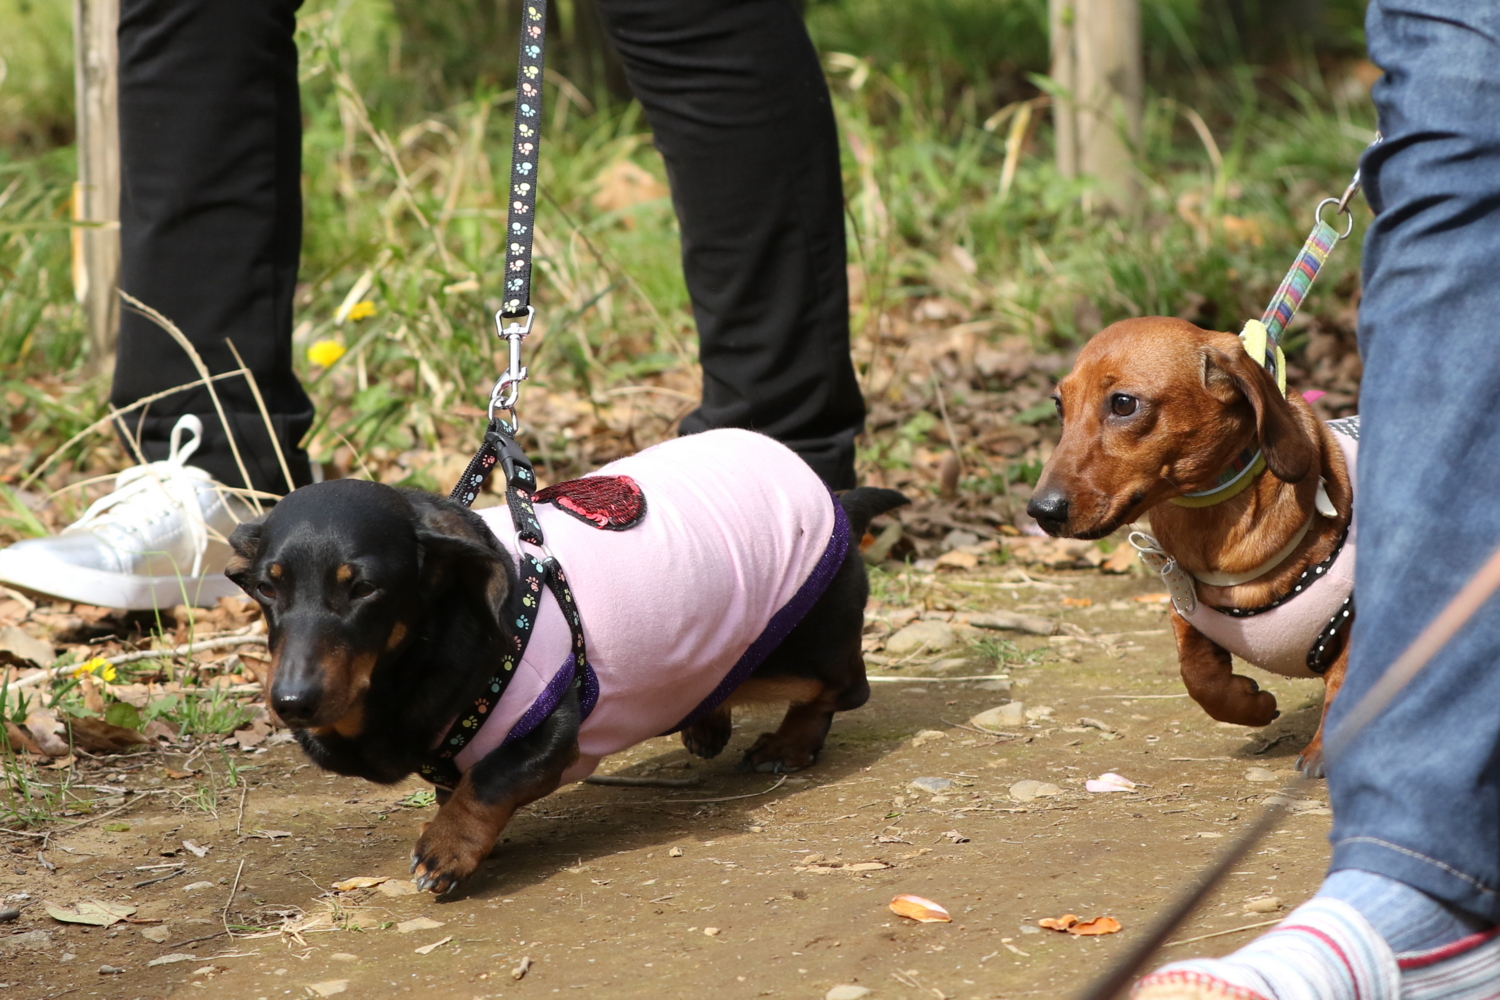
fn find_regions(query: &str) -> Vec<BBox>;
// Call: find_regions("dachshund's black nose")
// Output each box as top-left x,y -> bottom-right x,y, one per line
1026,489 -> 1070,536
272,681 -> 323,726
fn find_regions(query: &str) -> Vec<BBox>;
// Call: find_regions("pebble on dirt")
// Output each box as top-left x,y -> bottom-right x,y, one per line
908,776 -> 953,794
0,929 -> 51,955
0,907 -> 18,922
971,703 -> 1025,730
885,620 -> 957,656
1009,779 -> 1064,802
98,965 -> 124,975
826,986 -> 873,1000
1244,896 -> 1284,913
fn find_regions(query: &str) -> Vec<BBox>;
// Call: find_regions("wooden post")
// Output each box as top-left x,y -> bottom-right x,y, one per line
73,0 -> 121,376
1049,0 -> 1143,213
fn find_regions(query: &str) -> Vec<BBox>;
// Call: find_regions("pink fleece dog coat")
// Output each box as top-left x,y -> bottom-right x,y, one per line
457,429 -> 846,784
1178,417 -> 1359,677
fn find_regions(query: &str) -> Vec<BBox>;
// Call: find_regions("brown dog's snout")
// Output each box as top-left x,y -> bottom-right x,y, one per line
1026,486 -> 1070,535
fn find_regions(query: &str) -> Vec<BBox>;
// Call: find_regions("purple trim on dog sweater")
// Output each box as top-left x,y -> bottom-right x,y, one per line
579,663 -> 599,722
664,496 -> 850,735
502,655 -> 577,747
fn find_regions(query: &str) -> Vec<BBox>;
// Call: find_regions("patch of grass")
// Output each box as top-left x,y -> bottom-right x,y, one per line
971,635 -> 1045,669
145,687 -> 257,738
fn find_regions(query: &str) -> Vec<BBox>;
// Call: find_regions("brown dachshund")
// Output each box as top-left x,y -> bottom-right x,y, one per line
1026,317 -> 1356,774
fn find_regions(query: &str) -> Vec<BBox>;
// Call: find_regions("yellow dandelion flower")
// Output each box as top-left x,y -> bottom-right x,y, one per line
307,339 -> 347,368
100,664 -> 117,682
72,656 -> 110,679
346,300 -> 378,321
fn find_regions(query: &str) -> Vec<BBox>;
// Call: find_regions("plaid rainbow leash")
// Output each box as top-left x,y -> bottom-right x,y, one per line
1261,219 -> 1340,346
1170,135 -> 1379,509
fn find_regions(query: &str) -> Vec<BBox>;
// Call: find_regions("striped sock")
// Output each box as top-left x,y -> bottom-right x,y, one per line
1399,927 -> 1500,1000
1132,897 -> 1400,1000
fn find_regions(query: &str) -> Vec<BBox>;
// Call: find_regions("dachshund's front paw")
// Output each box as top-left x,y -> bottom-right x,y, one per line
682,705 -> 732,759
1217,674 -> 1280,728
410,816 -> 492,895
1296,734 -> 1328,778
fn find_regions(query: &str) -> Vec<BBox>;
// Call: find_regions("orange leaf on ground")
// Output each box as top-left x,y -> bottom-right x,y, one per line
889,894 -> 952,923
1071,916 -> 1123,936
1039,913 -> 1122,935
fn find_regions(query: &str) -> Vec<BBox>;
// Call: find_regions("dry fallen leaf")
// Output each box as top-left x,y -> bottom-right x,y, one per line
44,900 -> 137,926
1039,913 -> 1122,936
1071,916 -> 1123,936
65,715 -> 149,754
889,894 -> 952,923
413,935 -> 452,955
331,876 -> 389,892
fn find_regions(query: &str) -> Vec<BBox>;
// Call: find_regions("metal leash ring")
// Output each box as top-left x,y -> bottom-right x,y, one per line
1315,195 -> 1357,240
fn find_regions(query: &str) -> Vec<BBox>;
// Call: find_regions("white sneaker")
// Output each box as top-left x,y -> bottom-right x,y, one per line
0,415 -> 254,610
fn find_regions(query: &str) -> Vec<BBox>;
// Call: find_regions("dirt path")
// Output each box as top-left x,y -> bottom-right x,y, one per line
1,567 -> 1335,1000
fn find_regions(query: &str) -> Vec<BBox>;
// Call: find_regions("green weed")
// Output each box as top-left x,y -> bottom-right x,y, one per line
971,635 -> 1045,669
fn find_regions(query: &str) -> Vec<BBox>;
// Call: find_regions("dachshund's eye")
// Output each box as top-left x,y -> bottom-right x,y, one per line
256,582 -> 276,601
1053,396 -> 1064,420
1110,393 -> 1138,417
351,581 -> 377,600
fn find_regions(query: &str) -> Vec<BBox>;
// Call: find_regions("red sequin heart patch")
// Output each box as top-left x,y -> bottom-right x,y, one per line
532,475 -> 647,531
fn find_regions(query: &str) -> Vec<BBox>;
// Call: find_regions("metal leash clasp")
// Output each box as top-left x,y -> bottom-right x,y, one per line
1315,131 -> 1383,241
487,305 -> 537,431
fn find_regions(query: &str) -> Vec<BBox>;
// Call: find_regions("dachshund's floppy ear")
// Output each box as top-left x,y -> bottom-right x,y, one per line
224,518 -> 265,588
1201,345 -> 1316,484
411,500 -> 511,614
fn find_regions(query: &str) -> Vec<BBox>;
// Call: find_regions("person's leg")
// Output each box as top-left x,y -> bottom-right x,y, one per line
114,0 -> 312,496
1135,2 -> 1500,997
593,0 -> 864,489
0,0 -> 309,610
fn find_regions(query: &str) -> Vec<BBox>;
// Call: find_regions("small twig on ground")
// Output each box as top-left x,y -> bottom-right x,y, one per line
583,775 -> 703,788
222,859 -> 245,933
867,674 -> 1011,683
1253,734 -> 1295,756
1163,918 -> 1282,948
12,634 -> 269,690
134,868 -> 187,889
59,789 -> 166,830
655,776 -> 788,805
939,718 -> 1025,739
166,929 -> 229,950
235,784 -> 249,836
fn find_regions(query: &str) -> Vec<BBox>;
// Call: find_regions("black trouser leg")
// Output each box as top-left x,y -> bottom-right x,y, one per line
593,0 -> 865,489
114,0 -> 312,495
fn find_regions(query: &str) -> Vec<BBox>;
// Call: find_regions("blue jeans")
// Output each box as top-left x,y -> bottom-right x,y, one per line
1326,0 -> 1500,923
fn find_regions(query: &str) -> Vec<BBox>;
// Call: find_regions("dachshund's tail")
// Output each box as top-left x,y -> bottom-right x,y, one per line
838,487 -> 910,539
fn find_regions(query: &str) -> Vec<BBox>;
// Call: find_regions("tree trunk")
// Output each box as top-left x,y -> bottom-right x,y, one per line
73,0 -> 121,376
1049,0 -> 1142,213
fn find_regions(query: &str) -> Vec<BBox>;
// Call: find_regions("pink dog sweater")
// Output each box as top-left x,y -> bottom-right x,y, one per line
1178,417 -> 1359,677
459,429 -> 846,784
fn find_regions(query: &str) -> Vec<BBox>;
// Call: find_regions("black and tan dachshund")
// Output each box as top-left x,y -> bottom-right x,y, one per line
226,472 -> 905,894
